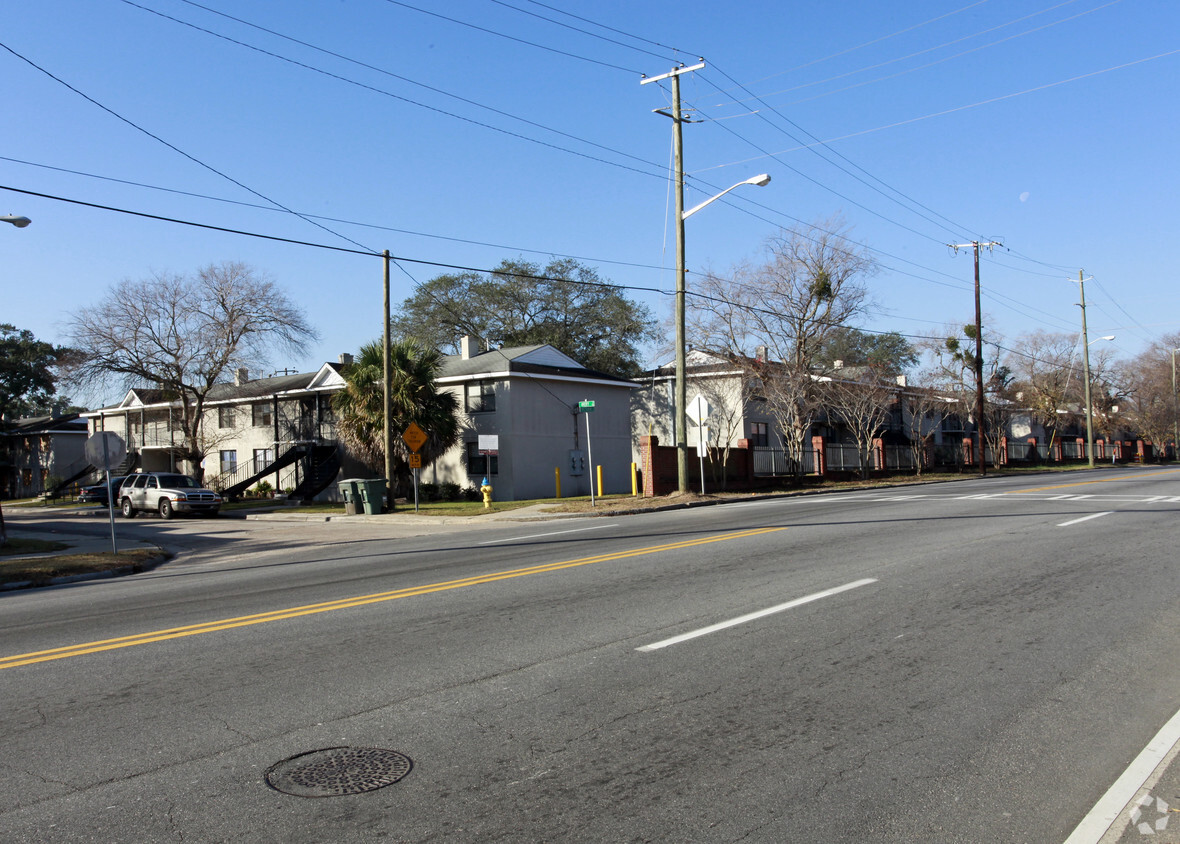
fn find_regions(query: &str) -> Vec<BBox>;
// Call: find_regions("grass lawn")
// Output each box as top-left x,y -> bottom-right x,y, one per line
0,538 -> 169,587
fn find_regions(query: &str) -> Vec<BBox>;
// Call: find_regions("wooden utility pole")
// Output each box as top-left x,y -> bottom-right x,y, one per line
383,250 -> 394,512
949,240 -> 1002,475
642,62 -> 704,495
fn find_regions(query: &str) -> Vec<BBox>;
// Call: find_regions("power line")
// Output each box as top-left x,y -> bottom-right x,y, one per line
378,0 -> 643,75
0,38 -> 375,254
122,0 -> 666,182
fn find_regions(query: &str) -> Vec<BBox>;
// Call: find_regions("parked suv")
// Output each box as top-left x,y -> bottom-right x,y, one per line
119,472 -> 222,519
78,475 -> 129,507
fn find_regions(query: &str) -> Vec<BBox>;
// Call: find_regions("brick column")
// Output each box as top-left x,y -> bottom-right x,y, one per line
812,435 -> 826,477
962,436 -> 974,467
640,435 -> 657,497
872,437 -> 885,472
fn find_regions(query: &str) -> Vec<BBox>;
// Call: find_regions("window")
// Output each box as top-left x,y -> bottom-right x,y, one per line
218,407 -> 236,428
465,381 -> 496,413
253,448 -> 275,472
466,441 -> 498,476
220,450 -> 238,474
252,403 -> 273,427
750,422 -> 769,447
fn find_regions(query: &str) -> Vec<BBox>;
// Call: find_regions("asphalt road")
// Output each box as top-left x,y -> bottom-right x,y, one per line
2,468 -> 1179,843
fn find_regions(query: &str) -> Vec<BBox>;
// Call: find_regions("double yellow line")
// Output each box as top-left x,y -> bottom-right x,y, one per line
1,526 -> 784,670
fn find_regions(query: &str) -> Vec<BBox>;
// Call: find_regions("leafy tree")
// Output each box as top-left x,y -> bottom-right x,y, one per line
391,258 -> 658,378
332,339 -> 460,496
816,327 -> 917,376
65,262 -> 317,480
686,217 -> 877,476
0,324 -> 74,420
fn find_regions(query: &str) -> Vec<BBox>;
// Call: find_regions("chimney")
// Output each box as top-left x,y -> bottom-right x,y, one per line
460,335 -> 475,360
755,345 -> 767,362
234,367 -> 250,386
339,352 -> 353,365
896,374 -> 907,387
833,359 -> 844,370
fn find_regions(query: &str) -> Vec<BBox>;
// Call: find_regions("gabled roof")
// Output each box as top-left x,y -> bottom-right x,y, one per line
438,344 -> 634,386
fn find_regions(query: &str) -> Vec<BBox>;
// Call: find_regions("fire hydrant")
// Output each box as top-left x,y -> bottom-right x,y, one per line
480,477 -> 493,509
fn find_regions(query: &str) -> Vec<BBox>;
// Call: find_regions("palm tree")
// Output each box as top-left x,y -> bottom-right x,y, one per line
332,339 -> 459,495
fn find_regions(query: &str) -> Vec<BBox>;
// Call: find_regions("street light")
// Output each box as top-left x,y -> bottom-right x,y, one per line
673,175 -> 771,492
0,213 -> 30,544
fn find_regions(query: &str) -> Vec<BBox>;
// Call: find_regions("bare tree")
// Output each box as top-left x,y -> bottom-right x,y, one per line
819,367 -> 897,479
1118,336 -> 1180,460
921,322 -> 1013,467
66,262 -> 317,480
687,217 -> 876,476
900,379 -> 954,475
1005,330 -> 1082,443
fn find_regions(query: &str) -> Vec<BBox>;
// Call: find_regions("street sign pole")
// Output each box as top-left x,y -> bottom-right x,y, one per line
583,406 -> 595,506
102,435 -> 117,554
697,416 -> 706,495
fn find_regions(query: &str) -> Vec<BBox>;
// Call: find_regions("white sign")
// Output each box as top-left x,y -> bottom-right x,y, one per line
85,432 -> 127,471
477,434 -> 499,454
687,394 -> 711,424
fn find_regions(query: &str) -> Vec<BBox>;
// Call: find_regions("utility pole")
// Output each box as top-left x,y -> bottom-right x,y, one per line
949,240 -> 1002,475
1075,271 -> 1097,469
643,62 -> 704,495
383,250 -> 394,512
1172,348 -> 1180,461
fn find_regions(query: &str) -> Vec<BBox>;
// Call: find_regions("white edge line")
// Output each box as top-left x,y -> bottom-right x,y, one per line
636,578 -> 878,652
1063,705 -> 1180,844
477,524 -> 616,545
1057,512 -> 1112,528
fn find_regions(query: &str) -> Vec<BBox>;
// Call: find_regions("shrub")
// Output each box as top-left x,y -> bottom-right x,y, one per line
462,485 -> 481,502
418,482 -> 440,501
441,482 -> 462,502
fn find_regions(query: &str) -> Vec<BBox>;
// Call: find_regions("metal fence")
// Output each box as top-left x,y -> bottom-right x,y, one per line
752,446 -> 815,476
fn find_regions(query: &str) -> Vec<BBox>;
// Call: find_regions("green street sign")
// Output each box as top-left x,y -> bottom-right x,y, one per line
578,400 -> 595,411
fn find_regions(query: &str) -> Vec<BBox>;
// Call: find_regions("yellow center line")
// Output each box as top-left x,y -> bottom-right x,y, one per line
1005,467 -> 1180,494
1,526 -> 785,670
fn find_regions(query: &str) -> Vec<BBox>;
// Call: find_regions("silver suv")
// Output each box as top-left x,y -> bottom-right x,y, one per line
119,472 -> 222,519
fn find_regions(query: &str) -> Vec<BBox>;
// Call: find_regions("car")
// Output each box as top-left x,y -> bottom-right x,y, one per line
119,472 -> 222,519
77,475 -> 129,507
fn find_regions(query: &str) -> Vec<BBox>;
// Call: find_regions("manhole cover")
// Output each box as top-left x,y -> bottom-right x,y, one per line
266,747 -> 413,797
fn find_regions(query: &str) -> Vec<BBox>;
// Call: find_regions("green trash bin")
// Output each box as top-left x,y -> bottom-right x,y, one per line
337,479 -> 361,515
358,478 -> 388,515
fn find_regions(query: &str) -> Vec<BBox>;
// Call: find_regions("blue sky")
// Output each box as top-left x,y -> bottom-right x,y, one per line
4,0 -> 1177,402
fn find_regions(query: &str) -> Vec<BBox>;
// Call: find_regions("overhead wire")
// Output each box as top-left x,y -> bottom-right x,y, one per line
122,0 -> 668,182
378,0 -> 644,75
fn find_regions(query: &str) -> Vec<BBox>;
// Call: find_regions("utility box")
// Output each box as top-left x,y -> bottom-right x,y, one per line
337,479 -> 361,515
357,478 -> 388,515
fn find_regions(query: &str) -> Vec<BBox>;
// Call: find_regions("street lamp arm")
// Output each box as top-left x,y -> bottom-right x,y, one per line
682,175 -> 770,221
1,214 -> 31,228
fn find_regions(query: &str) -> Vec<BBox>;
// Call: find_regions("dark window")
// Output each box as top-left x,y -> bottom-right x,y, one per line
218,407 -> 236,428
465,381 -> 496,413
253,448 -> 275,472
252,403 -> 273,427
466,441 -> 498,476
750,422 -> 769,447
220,450 -> 237,474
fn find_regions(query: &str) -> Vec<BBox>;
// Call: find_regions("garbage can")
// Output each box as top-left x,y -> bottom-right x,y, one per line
357,478 -> 388,515
337,479 -> 361,515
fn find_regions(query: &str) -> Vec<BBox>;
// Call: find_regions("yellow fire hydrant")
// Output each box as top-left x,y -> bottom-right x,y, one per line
480,477 -> 493,509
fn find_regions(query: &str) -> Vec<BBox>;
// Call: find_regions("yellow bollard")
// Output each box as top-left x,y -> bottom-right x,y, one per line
555,466 -> 562,499
631,462 -> 638,496
596,465 -> 604,499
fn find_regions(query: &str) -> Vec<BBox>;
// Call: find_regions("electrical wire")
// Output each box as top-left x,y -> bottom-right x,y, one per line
121,0 -> 667,182
378,0 -> 643,75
